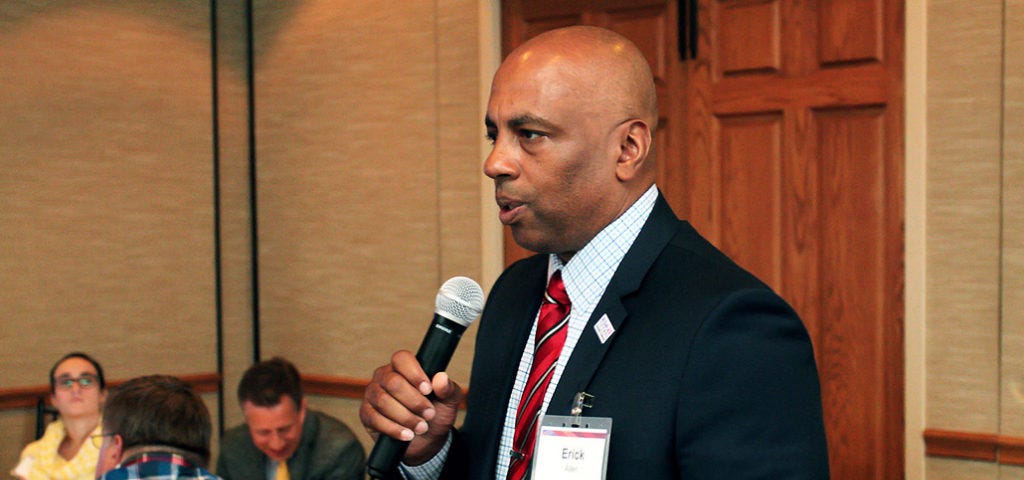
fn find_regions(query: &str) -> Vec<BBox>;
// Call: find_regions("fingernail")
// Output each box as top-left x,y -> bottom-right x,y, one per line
423,408 -> 436,421
400,429 -> 414,441
414,421 -> 428,434
419,381 -> 432,395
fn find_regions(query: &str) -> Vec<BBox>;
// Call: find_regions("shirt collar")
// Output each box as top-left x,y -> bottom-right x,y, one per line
550,185 -> 658,307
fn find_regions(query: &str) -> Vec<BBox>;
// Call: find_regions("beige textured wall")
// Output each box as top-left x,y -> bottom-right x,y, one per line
251,0 -> 482,382
925,0 -> 1024,477
243,0 -> 485,449
0,0 -> 219,382
1,0 -> 221,469
1001,0 -> 1024,443
925,0 -> 1003,434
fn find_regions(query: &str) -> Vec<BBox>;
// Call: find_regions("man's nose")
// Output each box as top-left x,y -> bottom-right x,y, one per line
483,139 -> 519,180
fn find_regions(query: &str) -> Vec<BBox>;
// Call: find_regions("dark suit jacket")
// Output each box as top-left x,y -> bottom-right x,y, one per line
217,410 -> 365,480
443,194 -> 829,479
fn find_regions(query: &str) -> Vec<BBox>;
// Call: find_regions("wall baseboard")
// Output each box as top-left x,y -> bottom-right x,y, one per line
924,428 -> 1024,466
301,374 -> 368,399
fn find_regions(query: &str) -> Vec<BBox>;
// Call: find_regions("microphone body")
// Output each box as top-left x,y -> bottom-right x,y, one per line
366,277 -> 484,479
415,314 -> 470,375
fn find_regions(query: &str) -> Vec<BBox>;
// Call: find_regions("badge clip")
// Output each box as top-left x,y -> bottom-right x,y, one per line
570,391 -> 594,427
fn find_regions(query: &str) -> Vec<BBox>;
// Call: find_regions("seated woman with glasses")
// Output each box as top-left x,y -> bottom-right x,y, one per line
11,352 -> 107,480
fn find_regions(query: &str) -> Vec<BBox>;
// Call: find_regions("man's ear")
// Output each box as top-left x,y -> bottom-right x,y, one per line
615,119 -> 652,182
110,434 -> 124,459
97,433 -> 124,475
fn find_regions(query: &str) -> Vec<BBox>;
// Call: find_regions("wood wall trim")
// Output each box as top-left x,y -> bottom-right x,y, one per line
301,374 -> 368,399
0,373 -> 222,411
924,428 -> 999,462
0,386 -> 52,411
999,435 -> 1024,466
923,428 -> 1024,465
179,373 -> 222,393
298,375 -> 469,409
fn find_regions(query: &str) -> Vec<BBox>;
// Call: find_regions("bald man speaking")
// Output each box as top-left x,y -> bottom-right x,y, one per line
361,26 -> 829,480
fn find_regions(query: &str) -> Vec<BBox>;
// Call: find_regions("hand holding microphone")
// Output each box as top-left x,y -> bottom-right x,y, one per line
363,276 -> 485,479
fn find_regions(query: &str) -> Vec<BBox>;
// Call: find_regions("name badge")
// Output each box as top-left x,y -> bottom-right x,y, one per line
531,414 -> 612,479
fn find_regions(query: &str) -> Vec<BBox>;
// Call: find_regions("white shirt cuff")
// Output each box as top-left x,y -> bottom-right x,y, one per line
398,431 -> 453,480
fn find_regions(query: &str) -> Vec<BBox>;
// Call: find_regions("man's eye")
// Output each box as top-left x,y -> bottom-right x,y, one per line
520,130 -> 543,141
79,378 -> 93,386
485,131 -> 497,144
61,380 -> 75,388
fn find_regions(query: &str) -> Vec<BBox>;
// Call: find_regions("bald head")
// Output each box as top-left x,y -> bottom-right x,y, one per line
500,26 -> 658,130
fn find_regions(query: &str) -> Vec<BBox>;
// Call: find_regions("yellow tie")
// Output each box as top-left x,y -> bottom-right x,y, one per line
275,461 -> 290,480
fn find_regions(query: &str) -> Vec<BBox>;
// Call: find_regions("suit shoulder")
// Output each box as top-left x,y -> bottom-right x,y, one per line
219,423 -> 255,450
495,253 -> 547,281
663,221 -> 772,292
306,410 -> 366,471
216,423 -> 262,479
484,254 -> 547,305
309,410 -> 359,439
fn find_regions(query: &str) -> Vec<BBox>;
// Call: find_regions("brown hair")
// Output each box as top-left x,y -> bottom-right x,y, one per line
103,375 -> 211,464
237,356 -> 303,408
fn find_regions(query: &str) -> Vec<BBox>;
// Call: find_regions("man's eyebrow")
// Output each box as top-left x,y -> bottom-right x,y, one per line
484,114 -> 557,129
508,114 -> 557,131
484,114 -> 562,139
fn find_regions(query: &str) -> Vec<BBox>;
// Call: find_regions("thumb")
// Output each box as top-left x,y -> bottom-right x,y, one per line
430,372 -> 464,408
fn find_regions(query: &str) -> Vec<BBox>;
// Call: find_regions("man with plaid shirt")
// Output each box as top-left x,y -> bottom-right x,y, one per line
94,375 -> 221,480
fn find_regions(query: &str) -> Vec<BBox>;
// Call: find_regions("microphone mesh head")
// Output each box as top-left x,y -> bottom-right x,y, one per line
435,276 -> 485,327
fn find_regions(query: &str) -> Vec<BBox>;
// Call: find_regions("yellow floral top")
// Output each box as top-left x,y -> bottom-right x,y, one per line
12,419 -> 101,480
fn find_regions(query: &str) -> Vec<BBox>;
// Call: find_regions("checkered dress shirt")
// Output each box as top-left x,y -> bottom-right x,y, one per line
99,451 -> 221,480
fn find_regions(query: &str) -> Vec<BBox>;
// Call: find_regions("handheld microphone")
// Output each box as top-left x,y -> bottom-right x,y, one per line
366,276 -> 485,479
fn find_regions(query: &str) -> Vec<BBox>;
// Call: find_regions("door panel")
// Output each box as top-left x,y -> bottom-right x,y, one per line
717,112 -> 783,287
814,106 -> 892,477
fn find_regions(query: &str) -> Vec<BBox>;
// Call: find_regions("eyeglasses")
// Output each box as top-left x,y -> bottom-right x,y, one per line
55,374 -> 99,390
90,432 -> 115,449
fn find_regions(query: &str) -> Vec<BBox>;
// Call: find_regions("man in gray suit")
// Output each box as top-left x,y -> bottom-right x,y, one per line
217,357 -> 365,480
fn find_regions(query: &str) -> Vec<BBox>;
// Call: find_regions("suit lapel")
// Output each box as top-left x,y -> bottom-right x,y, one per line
288,411 -> 317,480
468,255 -> 547,476
493,258 -> 548,397
548,194 -> 680,414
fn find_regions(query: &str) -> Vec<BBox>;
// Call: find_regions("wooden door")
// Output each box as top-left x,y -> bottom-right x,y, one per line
501,1 -> 905,478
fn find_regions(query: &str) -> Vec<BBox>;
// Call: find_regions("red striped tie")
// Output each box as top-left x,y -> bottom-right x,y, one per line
508,270 -> 571,480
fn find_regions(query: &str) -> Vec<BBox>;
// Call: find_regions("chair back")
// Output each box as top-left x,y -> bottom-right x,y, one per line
35,397 -> 58,439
